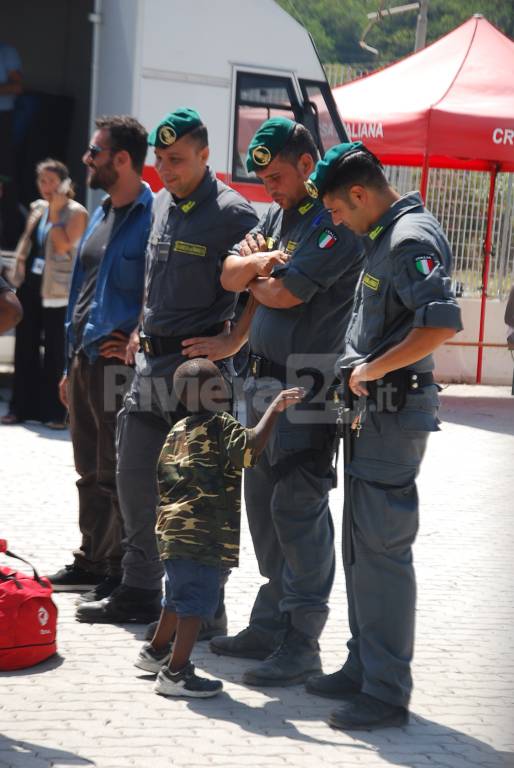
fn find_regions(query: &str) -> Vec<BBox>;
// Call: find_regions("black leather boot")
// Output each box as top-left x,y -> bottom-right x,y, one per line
75,584 -> 162,624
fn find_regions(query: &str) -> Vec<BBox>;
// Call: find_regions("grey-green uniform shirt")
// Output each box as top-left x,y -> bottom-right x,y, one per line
340,192 -> 463,372
234,197 -> 364,374
143,167 -> 258,338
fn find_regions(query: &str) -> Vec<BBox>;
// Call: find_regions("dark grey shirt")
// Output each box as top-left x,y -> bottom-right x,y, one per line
340,192 -> 463,372
240,198 -> 364,373
143,167 -> 258,338
72,201 -> 131,349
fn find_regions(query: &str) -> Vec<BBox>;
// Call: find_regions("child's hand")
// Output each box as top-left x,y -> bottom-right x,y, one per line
272,387 -> 305,412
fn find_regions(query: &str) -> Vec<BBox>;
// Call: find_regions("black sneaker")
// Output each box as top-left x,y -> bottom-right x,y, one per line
134,642 -> 172,674
154,661 -> 222,698
47,564 -> 104,592
76,576 -> 122,603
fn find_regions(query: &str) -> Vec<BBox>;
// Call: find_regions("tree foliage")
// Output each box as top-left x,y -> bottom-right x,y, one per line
276,0 -> 514,64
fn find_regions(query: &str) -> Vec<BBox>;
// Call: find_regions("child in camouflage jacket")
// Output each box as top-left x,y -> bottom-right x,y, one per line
135,357 -> 303,698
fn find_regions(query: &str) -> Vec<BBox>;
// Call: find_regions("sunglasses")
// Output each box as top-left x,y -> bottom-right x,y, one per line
87,143 -> 108,159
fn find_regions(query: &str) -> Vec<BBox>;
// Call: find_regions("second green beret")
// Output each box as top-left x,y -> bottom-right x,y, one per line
246,117 -> 297,173
305,141 -> 364,198
148,107 -> 203,148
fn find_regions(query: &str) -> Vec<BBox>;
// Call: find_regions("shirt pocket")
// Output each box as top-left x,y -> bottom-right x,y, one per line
112,250 -> 145,293
354,284 -> 385,344
167,245 -> 217,309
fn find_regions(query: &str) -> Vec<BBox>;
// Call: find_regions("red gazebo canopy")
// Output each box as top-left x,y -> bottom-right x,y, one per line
332,15 -> 514,172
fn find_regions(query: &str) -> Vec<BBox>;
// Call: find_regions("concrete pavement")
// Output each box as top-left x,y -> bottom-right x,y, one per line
0,384 -> 513,768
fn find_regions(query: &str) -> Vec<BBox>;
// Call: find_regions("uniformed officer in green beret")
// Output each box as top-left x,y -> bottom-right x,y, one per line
303,142 -> 463,729
77,107 -> 258,625
209,117 -> 364,686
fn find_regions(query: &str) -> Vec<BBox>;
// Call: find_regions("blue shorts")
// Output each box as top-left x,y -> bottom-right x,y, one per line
162,559 -> 221,619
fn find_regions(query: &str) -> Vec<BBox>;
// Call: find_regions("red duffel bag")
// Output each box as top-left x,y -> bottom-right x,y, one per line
0,539 -> 58,670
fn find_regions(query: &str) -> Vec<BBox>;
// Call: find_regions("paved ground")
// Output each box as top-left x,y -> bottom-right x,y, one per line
0,384 -> 513,768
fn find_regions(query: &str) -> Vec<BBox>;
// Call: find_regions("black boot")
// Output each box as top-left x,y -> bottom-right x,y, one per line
75,584 -> 162,624
210,626 -> 277,660
242,626 -> 322,686
306,667 -> 361,699
329,693 -> 409,731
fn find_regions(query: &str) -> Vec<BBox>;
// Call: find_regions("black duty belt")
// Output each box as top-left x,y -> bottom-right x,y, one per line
366,369 -> 435,412
249,354 -> 287,381
140,323 -> 225,357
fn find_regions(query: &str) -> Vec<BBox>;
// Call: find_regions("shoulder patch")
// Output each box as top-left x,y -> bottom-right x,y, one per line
414,254 -> 438,276
298,201 -> 314,215
317,229 -> 338,250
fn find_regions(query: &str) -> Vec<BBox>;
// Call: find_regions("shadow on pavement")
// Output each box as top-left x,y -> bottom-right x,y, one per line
0,735 -> 93,766
0,653 -> 65,677
185,695 -> 514,764
355,713 -> 514,767
439,394 -> 514,436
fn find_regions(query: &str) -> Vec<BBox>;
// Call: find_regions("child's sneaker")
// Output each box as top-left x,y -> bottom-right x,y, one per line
134,642 -> 172,674
154,661 -> 222,698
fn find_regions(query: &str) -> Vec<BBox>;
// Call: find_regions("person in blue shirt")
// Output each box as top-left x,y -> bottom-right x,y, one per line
47,116 -> 153,604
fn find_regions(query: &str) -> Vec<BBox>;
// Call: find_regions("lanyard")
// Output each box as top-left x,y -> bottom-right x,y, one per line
36,208 -> 53,257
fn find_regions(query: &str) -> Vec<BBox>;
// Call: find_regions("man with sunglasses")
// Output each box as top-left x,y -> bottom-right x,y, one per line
48,116 -> 153,602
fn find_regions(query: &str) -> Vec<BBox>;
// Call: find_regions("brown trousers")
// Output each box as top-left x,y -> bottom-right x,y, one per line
69,352 -> 132,577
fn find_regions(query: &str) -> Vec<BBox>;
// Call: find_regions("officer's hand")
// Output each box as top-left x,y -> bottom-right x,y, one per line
253,250 -> 289,277
272,387 -> 305,412
125,329 -> 140,366
239,233 -> 268,257
349,363 -> 376,397
58,374 -> 69,408
181,321 -> 243,361
99,330 -> 130,361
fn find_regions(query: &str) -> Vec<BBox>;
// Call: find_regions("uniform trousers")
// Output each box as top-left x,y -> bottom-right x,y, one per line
69,352 -> 132,577
341,387 -> 439,708
244,378 -> 336,642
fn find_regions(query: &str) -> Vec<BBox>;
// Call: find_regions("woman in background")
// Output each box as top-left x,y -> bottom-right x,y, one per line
2,159 -> 87,427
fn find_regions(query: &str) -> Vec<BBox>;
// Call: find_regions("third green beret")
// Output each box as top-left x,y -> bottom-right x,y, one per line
148,107 -> 203,148
305,141 -> 364,198
246,117 -> 297,173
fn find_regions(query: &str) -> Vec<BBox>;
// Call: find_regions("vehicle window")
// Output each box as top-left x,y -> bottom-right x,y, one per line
233,72 -> 301,183
299,81 -> 346,152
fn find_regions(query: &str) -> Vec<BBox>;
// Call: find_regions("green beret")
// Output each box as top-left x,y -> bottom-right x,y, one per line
246,117 -> 297,173
305,141 -> 364,198
148,107 -> 203,148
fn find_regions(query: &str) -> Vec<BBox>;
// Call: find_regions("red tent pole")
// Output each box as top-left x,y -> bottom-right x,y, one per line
420,153 -> 430,201
476,165 -> 499,384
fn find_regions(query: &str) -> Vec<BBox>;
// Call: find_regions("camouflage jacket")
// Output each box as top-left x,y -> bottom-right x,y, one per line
156,411 -> 257,567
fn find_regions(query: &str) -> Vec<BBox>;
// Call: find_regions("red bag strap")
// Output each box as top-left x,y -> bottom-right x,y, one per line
0,544 -> 45,586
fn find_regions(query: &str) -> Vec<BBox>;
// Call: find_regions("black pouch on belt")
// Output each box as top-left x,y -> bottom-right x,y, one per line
367,369 -> 408,413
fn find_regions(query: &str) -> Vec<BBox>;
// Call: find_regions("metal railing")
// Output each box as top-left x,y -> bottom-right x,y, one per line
385,166 -> 514,300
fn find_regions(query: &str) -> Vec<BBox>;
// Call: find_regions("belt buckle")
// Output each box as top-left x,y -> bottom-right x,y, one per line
140,334 -> 154,357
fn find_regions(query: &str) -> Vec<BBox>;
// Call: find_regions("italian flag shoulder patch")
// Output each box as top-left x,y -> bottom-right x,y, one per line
317,229 -> 338,250
414,254 -> 438,275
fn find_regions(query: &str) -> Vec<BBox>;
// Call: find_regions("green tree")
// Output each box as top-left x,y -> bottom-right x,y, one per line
276,0 -> 514,64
